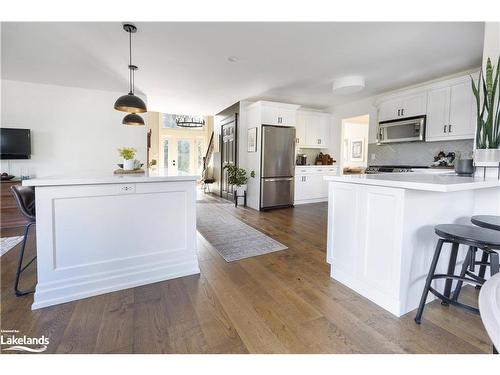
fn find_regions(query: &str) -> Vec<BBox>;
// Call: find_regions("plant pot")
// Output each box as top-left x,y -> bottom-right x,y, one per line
123,159 -> 135,171
474,148 -> 500,166
235,185 -> 247,195
454,159 -> 474,175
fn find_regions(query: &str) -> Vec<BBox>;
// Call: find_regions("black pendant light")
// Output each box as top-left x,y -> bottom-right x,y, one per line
122,113 -> 145,126
175,115 -> 205,128
114,23 -> 147,121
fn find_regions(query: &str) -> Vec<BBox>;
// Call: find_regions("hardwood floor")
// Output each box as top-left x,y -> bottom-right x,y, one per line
0,192 -> 493,354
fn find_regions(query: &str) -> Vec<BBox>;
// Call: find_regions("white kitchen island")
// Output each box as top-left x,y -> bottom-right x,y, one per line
23,170 -> 200,309
324,173 -> 500,317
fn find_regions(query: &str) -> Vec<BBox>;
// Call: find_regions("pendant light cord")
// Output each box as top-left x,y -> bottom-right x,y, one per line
129,30 -> 133,94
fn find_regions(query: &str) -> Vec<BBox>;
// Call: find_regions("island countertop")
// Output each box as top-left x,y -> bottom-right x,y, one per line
22,169 -> 198,187
324,173 -> 500,192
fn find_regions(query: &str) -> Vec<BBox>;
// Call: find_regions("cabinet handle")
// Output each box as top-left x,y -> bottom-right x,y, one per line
401,108 -> 404,116
448,124 -> 452,133
398,109 -> 401,117
443,125 -> 447,133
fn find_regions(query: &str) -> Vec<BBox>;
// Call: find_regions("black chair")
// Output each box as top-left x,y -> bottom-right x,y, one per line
10,185 -> 37,296
470,215 -> 500,288
415,224 -> 500,324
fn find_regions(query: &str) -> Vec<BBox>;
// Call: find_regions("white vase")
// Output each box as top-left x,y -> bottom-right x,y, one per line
235,184 -> 247,195
123,159 -> 135,171
474,148 -> 500,166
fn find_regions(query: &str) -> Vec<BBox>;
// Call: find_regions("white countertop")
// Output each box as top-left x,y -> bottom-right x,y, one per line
324,173 -> 500,192
22,169 -> 198,187
296,165 -> 338,168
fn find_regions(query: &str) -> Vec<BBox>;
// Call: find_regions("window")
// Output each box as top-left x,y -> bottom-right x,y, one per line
177,139 -> 191,173
162,113 -> 205,130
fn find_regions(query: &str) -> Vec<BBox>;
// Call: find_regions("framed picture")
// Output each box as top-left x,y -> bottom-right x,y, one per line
248,127 -> 257,152
350,138 -> 364,162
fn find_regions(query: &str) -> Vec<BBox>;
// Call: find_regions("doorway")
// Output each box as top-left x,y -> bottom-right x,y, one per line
340,115 -> 370,174
160,135 -> 205,177
220,114 -> 237,200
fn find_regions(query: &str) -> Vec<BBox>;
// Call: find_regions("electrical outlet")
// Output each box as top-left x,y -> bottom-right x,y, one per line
371,153 -> 376,161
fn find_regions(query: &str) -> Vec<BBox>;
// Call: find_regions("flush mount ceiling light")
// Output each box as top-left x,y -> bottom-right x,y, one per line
227,56 -> 239,62
332,76 -> 366,95
122,113 -> 145,126
175,115 -> 205,128
114,23 -> 147,124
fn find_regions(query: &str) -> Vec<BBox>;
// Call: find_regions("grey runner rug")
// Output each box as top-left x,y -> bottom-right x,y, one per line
0,236 -> 23,256
196,203 -> 287,262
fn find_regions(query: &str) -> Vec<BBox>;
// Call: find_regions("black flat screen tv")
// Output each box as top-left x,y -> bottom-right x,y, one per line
0,128 -> 31,159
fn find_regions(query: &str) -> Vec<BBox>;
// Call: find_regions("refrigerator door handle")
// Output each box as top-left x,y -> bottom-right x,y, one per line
263,177 -> 293,182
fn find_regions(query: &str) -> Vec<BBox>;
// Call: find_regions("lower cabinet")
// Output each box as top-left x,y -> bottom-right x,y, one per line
294,166 -> 338,204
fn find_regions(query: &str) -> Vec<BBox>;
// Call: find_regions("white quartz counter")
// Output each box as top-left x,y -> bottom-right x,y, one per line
324,173 -> 500,192
23,169 -> 198,187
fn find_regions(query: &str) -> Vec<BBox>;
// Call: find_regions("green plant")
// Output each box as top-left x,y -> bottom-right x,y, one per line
471,56 -> 500,149
223,165 -> 255,187
118,147 -> 136,160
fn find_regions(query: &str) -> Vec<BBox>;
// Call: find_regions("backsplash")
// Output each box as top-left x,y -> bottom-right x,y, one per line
367,140 -> 474,166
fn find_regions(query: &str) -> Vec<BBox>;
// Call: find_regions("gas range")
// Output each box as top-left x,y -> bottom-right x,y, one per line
365,165 -> 430,174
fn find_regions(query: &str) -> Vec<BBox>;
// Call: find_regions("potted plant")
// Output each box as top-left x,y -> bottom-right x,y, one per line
471,56 -> 500,165
118,147 -> 137,171
224,164 -> 255,195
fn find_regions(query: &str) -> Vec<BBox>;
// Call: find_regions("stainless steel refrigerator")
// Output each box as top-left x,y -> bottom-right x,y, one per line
260,125 -> 296,210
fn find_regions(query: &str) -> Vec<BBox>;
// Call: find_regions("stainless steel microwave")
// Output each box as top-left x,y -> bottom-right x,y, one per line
377,115 -> 426,144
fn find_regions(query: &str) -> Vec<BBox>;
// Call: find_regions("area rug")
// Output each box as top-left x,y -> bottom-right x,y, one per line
196,203 -> 287,262
0,236 -> 23,256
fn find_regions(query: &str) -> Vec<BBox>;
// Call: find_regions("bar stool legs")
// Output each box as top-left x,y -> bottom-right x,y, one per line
441,242 -> 459,306
476,252 -> 490,289
14,222 -> 37,296
415,239 -> 444,324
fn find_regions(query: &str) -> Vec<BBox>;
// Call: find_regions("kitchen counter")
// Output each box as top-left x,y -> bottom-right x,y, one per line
324,173 -> 500,192
23,168 -> 198,187
325,172 -> 500,316
25,170 -> 199,309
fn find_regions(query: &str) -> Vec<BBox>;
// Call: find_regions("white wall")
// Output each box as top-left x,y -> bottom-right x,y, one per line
1,80 -> 147,178
341,120 -> 369,169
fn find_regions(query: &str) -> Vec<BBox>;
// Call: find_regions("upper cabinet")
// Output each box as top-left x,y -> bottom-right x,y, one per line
296,110 -> 330,148
377,72 -> 477,143
258,101 -> 299,126
378,93 -> 427,122
426,79 -> 476,142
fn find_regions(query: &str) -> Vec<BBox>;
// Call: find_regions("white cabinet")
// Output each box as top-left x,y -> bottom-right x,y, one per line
378,93 -> 427,122
261,104 -> 297,126
426,81 -> 475,142
294,166 -> 338,204
297,111 -> 330,148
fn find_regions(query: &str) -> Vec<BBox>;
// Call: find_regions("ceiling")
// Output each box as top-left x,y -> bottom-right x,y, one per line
1,22 -> 484,115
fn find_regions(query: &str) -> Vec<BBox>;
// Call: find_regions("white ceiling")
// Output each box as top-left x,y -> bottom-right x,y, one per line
1,22 -> 484,115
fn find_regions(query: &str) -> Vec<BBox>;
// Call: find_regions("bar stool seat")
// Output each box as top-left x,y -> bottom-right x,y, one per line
471,215 -> 500,231
415,224 -> 500,324
435,224 -> 500,248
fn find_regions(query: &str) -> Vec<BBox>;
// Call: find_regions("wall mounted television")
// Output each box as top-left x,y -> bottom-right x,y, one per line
0,128 -> 32,159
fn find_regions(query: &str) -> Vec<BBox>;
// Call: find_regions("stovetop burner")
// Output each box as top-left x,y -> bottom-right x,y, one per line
365,165 -> 430,174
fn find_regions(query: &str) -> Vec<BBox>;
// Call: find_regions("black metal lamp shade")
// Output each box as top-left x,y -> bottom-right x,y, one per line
122,113 -> 145,126
114,93 -> 147,113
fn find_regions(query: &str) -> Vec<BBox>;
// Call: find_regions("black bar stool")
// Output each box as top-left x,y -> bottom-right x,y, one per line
10,185 -> 37,296
471,215 -> 500,287
415,224 -> 500,324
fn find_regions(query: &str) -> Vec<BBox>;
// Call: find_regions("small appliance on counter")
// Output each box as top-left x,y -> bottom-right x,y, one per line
432,151 -> 455,167
296,154 -> 307,166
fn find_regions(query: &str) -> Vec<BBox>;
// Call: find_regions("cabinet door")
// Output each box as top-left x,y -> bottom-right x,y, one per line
307,173 -> 325,199
426,87 -> 450,141
401,93 -> 427,118
261,106 -> 296,126
317,114 -> 330,147
305,113 -> 321,147
294,174 -> 307,201
378,99 -> 401,122
295,112 -> 307,146
448,82 -> 475,140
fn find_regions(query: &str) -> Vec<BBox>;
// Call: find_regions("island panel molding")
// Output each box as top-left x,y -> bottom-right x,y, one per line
24,174 -> 199,310
325,173 -> 500,316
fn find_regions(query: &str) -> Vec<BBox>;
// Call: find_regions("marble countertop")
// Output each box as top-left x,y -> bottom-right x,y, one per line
22,169 -> 198,187
324,173 -> 500,192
